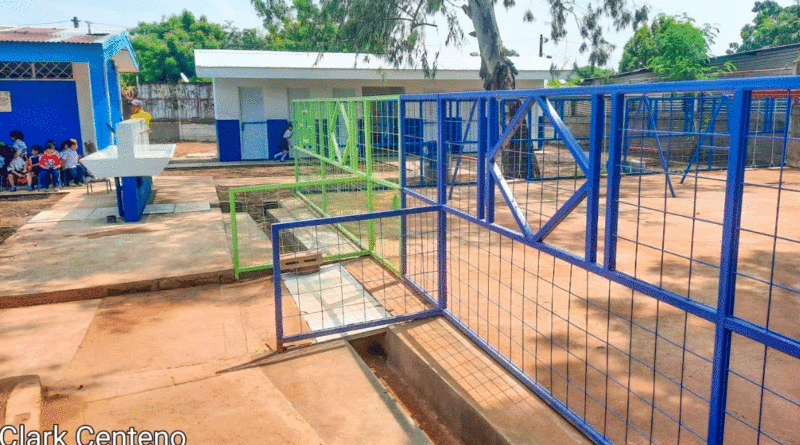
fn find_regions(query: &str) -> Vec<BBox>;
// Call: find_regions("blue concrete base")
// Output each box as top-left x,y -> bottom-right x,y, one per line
114,176 -> 152,222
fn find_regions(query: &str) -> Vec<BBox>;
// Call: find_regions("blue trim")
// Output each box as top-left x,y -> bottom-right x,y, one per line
216,119 -> 242,162
491,163 -> 535,239
400,99 -> 409,276
707,89 -> 752,445
486,98 -> 499,223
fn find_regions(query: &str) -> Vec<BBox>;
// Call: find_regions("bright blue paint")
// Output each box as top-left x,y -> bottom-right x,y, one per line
0,80 -> 82,151
532,182 -> 589,243
708,89 -> 752,445
120,176 -> 152,222
604,94 -> 625,271
0,32 -> 135,150
216,120 -> 242,162
586,95 -> 604,263
266,119 -> 290,160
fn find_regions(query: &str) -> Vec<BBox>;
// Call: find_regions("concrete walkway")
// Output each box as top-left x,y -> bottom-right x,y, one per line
1,279 -> 428,445
0,176 -> 233,308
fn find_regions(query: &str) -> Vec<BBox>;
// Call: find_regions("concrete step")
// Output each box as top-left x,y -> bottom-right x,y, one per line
268,200 -> 360,257
386,318 -> 592,445
259,340 -> 430,445
0,375 -> 41,431
223,212 -> 273,270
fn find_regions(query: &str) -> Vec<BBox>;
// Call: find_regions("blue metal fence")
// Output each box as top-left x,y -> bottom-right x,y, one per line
401,77 -> 800,445
274,76 -> 800,445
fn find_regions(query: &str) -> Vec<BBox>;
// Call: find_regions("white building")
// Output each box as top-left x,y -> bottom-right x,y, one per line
194,49 -> 554,161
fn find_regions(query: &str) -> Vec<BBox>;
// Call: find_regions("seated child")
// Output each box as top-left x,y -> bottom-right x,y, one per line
38,141 -> 63,189
27,145 -> 42,182
9,130 -> 27,159
7,152 -> 33,191
61,138 -> 85,186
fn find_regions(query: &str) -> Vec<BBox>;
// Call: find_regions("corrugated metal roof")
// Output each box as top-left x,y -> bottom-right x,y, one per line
194,49 -> 553,72
0,27 -> 120,44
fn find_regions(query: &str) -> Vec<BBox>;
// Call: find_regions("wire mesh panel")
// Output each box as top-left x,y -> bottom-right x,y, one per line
401,78 -> 800,445
272,207 -> 441,346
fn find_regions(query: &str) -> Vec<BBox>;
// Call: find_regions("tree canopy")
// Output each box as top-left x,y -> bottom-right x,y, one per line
126,6 -> 338,83
618,14 -> 729,81
729,1 -> 800,53
547,64 -> 612,87
250,0 -> 649,90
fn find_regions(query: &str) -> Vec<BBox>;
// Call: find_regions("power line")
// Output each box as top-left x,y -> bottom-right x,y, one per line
7,20 -> 70,28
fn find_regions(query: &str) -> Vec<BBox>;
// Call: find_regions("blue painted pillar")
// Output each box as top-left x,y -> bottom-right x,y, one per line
436,95 -> 448,310
586,94 -> 605,263
603,93 -> 625,270
89,56 -> 112,148
707,88 -> 752,445
119,176 -> 152,222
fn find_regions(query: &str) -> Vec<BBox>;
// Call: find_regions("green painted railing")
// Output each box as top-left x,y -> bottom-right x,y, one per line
228,95 -> 402,279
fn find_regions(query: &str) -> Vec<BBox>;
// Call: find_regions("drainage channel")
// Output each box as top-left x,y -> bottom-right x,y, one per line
350,332 -> 463,445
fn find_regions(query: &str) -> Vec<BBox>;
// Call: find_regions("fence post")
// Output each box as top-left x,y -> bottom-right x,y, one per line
586,94 -> 604,263
486,97 -> 499,223
400,98 -> 408,277
476,98 -> 487,220
604,93 -> 625,270
364,100 -> 376,252
707,88 -> 752,445
272,223 -> 284,352
437,96 -> 448,310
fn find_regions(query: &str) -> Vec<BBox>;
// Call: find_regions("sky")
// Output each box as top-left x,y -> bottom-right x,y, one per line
4,0 -> 796,71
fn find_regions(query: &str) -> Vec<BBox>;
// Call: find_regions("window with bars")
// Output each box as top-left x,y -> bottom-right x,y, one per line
0,62 -> 73,80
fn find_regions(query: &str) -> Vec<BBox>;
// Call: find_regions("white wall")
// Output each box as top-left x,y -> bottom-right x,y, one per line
72,63 -> 97,146
211,77 -> 545,121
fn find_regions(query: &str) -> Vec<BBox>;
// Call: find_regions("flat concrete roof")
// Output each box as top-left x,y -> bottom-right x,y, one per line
195,49 -> 554,81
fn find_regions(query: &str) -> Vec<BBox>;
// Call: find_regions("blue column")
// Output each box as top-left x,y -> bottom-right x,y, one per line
603,93 -> 625,270
586,94 -> 605,263
707,89 -> 752,445
89,56 -> 111,148
119,176 -> 152,222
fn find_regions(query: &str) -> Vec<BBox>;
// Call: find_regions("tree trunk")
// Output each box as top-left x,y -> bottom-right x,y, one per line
462,0 -> 540,178
463,0 -> 516,91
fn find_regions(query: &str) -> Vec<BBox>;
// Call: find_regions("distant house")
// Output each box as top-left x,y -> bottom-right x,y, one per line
0,27 -> 138,152
585,42 -> 800,85
194,50 -> 555,161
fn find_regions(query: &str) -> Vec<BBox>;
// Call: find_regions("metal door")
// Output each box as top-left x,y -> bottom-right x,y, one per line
239,87 -> 267,160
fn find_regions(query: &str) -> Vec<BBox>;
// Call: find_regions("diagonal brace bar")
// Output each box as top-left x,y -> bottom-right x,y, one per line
643,98 -> 677,198
490,163 -> 536,239
532,182 -> 589,243
536,96 -> 590,175
487,96 -> 536,161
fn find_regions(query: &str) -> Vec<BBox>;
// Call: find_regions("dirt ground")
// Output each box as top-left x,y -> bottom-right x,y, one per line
261,165 -> 800,445
0,193 -> 65,243
170,141 -> 217,159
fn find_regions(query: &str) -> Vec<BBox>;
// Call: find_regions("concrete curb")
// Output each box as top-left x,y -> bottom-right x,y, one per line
0,270 -> 235,309
385,323 -> 513,445
0,375 -> 41,431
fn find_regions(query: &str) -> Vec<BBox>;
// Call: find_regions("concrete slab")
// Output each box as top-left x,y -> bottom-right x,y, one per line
260,340 -> 430,445
0,177 -> 233,308
387,318 -> 592,445
0,299 -> 101,380
269,199 -> 360,257
142,203 -> 176,214
283,263 -> 389,340
174,202 -> 211,213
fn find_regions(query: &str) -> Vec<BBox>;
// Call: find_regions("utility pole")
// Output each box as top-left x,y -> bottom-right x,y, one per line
71,17 -> 80,28
539,34 -> 544,58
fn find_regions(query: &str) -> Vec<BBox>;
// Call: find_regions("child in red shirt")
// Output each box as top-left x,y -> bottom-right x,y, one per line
38,141 -> 62,189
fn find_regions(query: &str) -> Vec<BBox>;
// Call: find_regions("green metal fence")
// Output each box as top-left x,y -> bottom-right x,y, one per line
228,95 -> 402,279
